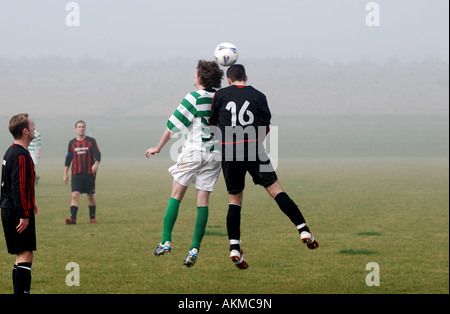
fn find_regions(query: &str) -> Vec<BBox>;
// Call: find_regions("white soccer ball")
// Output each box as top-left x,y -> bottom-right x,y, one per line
214,42 -> 239,66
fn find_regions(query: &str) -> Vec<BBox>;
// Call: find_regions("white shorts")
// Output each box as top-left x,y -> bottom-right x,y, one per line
169,150 -> 221,192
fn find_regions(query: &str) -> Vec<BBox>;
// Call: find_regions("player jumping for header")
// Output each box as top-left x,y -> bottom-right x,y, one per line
146,60 -> 223,268
210,64 -> 318,270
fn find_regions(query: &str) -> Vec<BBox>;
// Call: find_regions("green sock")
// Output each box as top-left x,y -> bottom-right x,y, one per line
161,197 -> 181,243
190,206 -> 209,251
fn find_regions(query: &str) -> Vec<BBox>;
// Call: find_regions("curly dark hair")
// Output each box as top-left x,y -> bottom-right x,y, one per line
197,60 -> 224,90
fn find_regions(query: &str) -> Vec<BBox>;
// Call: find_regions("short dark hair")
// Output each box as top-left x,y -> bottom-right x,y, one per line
226,64 -> 246,82
197,60 -> 224,90
8,113 -> 30,139
75,120 -> 86,128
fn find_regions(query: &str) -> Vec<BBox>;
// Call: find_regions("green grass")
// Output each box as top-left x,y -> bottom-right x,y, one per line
0,158 -> 448,294
339,249 -> 377,255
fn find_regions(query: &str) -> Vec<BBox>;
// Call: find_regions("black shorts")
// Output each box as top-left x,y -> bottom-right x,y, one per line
1,209 -> 36,254
71,174 -> 96,194
221,158 -> 278,195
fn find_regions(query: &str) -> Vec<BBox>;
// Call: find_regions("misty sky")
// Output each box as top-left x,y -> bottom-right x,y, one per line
0,0 -> 448,63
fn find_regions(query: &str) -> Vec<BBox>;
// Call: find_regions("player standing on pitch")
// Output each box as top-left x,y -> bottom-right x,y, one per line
28,121 -> 41,185
210,64 -> 318,270
1,113 -> 38,294
63,120 -> 101,224
146,60 -> 223,268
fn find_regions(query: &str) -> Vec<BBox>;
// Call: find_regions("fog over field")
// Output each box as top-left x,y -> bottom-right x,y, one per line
0,0 -> 448,161
0,57 -> 448,119
0,57 -> 448,162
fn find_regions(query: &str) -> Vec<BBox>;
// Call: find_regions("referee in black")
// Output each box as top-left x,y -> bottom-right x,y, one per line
1,113 -> 38,294
63,120 -> 101,224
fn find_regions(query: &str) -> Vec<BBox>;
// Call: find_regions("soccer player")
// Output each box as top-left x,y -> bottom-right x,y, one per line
146,60 -> 223,268
28,121 -> 41,185
210,64 -> 319,270
63,120 -> 101,224
1,113 -> 38,294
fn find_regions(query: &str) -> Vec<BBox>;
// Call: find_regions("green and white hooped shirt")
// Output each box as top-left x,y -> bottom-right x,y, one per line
167,90 -> 218,153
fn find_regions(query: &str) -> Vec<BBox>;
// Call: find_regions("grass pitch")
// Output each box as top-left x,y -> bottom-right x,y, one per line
0,157 -> 448,294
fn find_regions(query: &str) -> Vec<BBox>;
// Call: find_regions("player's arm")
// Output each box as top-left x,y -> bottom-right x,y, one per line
259,95 -> 272,134
92,161 -> 100,174
92,138 -> 101,163
63,142 -> 72,184
210,94 -> 219,126
32,191 -> 38,215
10,154 -> 31,232
146,128 -> 171,158
146,94 -> 197,158
209,93 -> 224,145
63,166 -> 70,184
91,139 -> 101,173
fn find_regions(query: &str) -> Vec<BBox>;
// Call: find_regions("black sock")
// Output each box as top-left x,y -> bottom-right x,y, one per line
15,262 -> 32,294
89,205 -> 96,219
12,264 -> 17,294
227,204 -> 242,251
274,192 -> 309,233
70,206 -> 78,220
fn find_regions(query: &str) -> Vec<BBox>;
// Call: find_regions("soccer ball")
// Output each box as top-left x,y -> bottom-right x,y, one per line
214,43 -> 239,66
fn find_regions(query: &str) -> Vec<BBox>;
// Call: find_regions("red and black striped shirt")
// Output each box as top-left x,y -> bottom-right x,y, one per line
65,136 -> 101,176
0,144 -> 36,218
